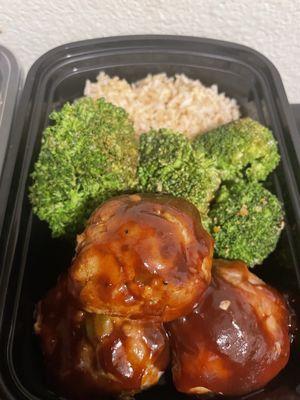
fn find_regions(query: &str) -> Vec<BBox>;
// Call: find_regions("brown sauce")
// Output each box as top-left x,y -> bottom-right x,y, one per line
35,275 -> 169,398
168,259 -> 291,396
69,194 -> 213,321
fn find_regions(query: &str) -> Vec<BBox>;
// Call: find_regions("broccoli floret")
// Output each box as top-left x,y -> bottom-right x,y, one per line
29,97 -> 138,237
209,181 -> 284,266
194,118 -> 280,181
138,129 -> 220,226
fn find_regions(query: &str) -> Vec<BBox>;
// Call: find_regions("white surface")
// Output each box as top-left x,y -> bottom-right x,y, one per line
0,0 -> 300,101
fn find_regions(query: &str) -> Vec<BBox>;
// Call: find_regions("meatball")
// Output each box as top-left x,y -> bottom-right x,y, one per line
168,259 -> 290,396
69,194 -> 213,321
35,275 -> 169,398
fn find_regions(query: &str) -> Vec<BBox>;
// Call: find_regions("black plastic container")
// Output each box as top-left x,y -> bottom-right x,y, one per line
0,36 -> 300,400
0,44 -> 22,235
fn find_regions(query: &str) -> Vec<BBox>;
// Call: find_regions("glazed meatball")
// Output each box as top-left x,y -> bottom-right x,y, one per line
69,194 -> 213,321
35,275 -> 169,398
168,259 -> 290,396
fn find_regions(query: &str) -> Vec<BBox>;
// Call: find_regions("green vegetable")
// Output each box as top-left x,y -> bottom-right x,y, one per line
138,128 -> 221,226
29,97 -> 138,237
194,118 -> 280,182
209,181 -> 284,266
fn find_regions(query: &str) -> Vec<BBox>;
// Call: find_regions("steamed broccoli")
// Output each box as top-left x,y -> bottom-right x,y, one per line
194,118 -> 280,182
138,129 -> 221,225
29,97 -> 138,237
209,181 -> 284,266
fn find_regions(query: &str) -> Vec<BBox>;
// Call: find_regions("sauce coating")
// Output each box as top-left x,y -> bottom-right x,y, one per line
168,259 -> 290,396
69,194 -> 213,321
35,275 -> 169,398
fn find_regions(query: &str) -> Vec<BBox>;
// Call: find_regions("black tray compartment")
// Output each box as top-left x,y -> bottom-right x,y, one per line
0,36 -> 300,400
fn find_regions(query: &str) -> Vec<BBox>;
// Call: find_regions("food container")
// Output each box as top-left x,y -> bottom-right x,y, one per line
0,44 -> 22,234
0,36 -> 299,400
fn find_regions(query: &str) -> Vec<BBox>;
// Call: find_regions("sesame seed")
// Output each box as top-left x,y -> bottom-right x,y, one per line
219,300 -> 231,310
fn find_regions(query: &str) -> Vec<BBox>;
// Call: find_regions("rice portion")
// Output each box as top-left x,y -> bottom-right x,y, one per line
84,72 -> 240,138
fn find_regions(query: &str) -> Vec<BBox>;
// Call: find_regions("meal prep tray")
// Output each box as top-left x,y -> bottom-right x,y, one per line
0,35 -> 300,400
0,44 -> 22,234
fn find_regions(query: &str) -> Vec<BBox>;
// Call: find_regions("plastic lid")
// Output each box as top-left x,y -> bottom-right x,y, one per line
0,45 -> 22,178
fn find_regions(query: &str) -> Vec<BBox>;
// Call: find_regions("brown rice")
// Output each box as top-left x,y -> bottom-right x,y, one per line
84,72 -> 240,139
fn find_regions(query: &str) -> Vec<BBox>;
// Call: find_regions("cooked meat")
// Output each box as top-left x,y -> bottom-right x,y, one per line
35,275 -> 169,398
69,194 -> 213,321
168,259 -> 290,396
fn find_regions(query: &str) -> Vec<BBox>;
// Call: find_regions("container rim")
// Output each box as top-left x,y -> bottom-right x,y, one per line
20,34 -> 300,167
24,34 -> 297,78
0,44 -> 22,239
0,44 -> 22,176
